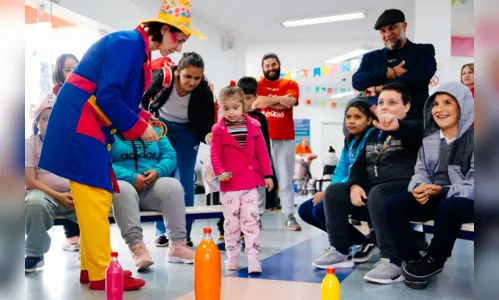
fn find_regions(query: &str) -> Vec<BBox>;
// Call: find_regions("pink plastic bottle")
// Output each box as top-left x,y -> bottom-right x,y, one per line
106,252 -> 124,300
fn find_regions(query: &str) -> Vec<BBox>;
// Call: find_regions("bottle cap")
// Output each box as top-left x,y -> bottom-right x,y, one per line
326,267 -> 336,275
111,252 -> 119,257
203,227 -> 212,234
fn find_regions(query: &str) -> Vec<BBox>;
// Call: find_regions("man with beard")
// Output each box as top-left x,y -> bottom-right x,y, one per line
352,9 -> 437,121
253,53 -> 301,231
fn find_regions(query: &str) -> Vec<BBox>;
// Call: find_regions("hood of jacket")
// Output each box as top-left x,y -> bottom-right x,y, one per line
423,81 -> 474,138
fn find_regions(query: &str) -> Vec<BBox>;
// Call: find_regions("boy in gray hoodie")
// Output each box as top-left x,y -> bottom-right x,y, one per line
384,81 -> 474,288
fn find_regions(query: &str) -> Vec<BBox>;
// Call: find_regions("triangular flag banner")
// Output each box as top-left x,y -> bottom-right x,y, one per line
341,61 -> 351,72
451,0 -> 457,4
291,72 -> 297,79
313,100 -> 320,106
341,88 -> 347,93
320,100 -> 326,108
332,102 -> 337,108
285,72 -> 291,79
302,70 -> 309,78
306,86 -> 311,93
327,88 -> 333,95
334,88 -> 340,94
280,73 -> 285,78
321,87 -> 327,92
313,68 -> 321,77
315,87 -> 320,93
306,99 -> 312,106
321,66 -> 331,76
330,64 -> 338,73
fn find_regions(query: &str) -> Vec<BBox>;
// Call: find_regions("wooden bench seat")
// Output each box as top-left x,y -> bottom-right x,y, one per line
53,205 -> 224,226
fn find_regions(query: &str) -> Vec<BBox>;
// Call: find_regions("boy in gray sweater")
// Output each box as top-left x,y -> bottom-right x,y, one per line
384,81 -> 474,289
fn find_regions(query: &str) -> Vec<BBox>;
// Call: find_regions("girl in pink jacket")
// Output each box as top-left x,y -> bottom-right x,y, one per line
210,82 -> 274,274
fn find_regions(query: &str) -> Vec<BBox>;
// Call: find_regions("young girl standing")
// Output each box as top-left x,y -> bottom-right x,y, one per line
210,83 -> 274,274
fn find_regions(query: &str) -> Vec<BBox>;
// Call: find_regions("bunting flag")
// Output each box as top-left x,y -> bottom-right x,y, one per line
321,66 -> 331,76
305,86 -> 355,96
257,58 -> 361,80
341,61 -> 351,72
300,97 -> 350,109
313,68 -> 321,77
330,64 -> 338,73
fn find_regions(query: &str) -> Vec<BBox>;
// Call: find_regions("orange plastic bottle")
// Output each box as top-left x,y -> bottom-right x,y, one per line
321,267 -> 340,300
194,227 -> 222,300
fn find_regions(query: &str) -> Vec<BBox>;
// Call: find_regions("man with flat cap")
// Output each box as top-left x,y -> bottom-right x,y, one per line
352,9 -> 437,121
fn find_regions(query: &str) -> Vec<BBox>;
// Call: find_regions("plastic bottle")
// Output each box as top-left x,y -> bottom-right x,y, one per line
321,267 -> 340,300
106,252 -> 124,300
194,227 -> 222,300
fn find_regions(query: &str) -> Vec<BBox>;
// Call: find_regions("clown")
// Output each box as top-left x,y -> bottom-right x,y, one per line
39,0 -> 205,291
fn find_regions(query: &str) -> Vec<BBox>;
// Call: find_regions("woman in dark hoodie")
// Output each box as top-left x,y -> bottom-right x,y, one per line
141,52 -> 215,247
384,81 -> 474,289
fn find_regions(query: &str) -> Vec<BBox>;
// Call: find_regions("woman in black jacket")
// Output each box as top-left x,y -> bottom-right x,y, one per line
141,52 -> 215,247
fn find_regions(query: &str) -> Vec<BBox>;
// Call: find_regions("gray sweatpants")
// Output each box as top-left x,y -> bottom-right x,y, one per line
112,178 -> 187,246
25,189 -> 77,257
270,139 -> 296,216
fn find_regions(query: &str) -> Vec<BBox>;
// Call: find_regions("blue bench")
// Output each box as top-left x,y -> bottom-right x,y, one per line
53,205 -> 224,226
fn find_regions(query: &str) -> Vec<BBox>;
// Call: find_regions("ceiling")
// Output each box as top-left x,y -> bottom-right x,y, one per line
191,0 -> 473,43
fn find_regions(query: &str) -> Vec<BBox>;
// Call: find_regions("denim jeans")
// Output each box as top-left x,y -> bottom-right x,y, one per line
155,119 -> 199,239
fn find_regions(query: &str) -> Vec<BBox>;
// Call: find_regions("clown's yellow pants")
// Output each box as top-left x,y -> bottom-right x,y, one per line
70,181 -> 113,281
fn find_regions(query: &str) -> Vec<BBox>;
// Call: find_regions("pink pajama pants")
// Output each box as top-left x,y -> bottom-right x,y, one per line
221,188 -> 260,259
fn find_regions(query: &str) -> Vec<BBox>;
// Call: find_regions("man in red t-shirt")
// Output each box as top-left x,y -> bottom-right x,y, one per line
253,53 -> 301,231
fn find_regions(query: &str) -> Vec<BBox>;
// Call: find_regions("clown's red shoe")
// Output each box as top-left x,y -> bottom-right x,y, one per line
88,274 -> 145,291
79,270 -> 133,284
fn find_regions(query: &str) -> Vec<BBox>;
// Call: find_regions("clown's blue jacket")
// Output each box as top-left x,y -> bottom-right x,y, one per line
39,26 -> 153,193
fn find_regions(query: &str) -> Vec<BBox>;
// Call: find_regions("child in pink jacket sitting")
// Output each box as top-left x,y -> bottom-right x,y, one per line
210,82 -> 274,274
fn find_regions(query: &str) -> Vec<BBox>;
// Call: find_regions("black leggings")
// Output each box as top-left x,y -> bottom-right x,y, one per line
62,220 -> 80,238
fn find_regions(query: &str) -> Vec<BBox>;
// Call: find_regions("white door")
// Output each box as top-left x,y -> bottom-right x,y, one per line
312,122 -> 344,179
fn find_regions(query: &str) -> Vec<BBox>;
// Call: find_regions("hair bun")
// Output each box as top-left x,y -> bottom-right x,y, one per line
229,80 -> 236,86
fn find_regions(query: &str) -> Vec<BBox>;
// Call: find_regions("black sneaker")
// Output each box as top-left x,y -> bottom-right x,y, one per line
352,238 -> 377,263
402,254 -> 445,281
404,277 -> 429,289
154,236 -> 169,247
25,256 -> 44,273
186,238 -> 194,248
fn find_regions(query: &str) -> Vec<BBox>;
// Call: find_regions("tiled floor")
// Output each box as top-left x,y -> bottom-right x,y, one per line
25,195 -> 474,300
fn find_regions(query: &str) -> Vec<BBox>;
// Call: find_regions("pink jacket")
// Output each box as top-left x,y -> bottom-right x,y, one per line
210,114 -> 273,192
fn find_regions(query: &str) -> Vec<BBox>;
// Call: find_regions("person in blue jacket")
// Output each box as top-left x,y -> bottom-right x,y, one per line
352,9 -> 437,121
38,0 -> 205,291
298,100 -> 374,230
111,127 -> 195,271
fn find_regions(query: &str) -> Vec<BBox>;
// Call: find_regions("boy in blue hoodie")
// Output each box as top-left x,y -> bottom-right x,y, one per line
384,81 -> 474,289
